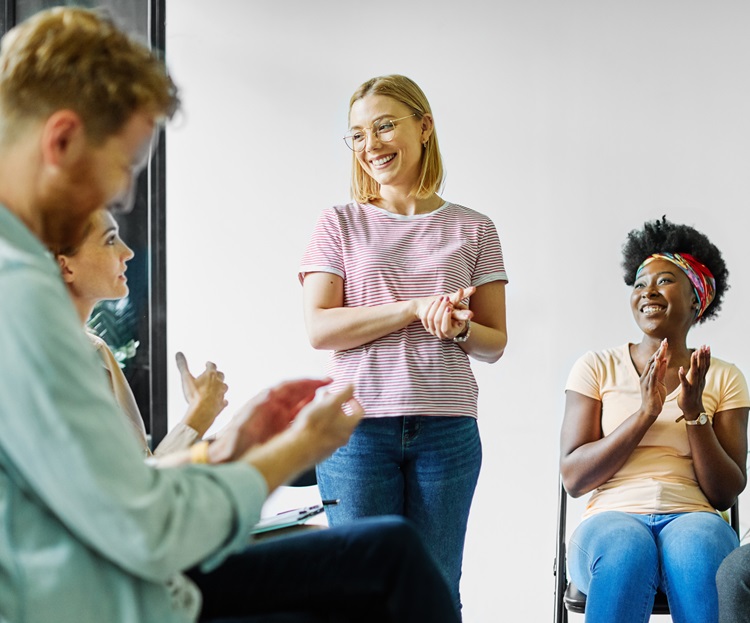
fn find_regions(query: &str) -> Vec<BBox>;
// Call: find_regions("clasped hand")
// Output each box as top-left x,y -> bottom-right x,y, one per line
414,286 -> 475,340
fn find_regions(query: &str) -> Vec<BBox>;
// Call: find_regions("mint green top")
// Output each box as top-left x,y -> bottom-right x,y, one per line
0,205 -> 267,622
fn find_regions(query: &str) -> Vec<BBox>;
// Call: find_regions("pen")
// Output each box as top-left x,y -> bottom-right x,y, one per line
322,498 -> 340,506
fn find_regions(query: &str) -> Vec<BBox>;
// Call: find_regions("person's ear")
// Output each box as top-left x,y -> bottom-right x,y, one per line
420,113 -> 434,145
56,254 -> 76,284
40,110 -> 87,169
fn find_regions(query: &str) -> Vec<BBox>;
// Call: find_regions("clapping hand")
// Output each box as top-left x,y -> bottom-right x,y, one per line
208,378 -> 334,463
677,344 -> 710,418
640,338 -> 668,420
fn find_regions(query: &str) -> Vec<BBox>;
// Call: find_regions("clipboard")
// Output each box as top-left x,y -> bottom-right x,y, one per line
250,504 -> 325,535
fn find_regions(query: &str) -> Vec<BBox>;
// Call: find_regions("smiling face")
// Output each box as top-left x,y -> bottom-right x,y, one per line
349,94 -> 431,196
59,208 -> 134,307
630,258 -> 699,336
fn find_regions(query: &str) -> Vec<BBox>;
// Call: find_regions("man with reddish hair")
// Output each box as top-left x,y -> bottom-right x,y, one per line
0,7 -> 459,623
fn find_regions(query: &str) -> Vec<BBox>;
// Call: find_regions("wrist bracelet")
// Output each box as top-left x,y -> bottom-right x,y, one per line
190,440 -> 211,464
453,320 -> 471,343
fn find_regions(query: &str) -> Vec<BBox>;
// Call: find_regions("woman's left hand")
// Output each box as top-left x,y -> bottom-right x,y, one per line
176,352 -> 229,435
419,287 -> 475,340
677,344 -> 710,417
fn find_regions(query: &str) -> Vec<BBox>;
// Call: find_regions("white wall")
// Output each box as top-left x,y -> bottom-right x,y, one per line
165,2 -> 750,621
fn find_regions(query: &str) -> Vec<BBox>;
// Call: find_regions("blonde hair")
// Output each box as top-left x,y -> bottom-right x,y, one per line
0,7 -> 179,145
349,75 -> 444,203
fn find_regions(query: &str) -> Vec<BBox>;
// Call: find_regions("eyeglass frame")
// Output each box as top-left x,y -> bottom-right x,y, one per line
343,113 -> 419,152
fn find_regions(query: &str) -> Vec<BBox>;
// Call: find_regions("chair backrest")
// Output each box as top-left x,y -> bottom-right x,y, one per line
552,476 -> 740,622
288,467 -> 317,487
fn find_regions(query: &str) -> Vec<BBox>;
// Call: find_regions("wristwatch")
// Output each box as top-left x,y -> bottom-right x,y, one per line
684,412 -> 712,426
453,320 -> 471,343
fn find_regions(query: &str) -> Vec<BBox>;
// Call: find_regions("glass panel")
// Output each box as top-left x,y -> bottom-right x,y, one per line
17,0 -> 145,35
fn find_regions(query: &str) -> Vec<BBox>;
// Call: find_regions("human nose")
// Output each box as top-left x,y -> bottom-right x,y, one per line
122,241 -> 134,262
364,128 -> 382,151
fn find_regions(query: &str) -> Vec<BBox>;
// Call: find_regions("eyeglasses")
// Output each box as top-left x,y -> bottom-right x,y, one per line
343,114 -> 417,152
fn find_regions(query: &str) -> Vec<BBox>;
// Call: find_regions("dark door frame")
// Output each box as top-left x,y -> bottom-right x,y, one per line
0,0 -> 168,446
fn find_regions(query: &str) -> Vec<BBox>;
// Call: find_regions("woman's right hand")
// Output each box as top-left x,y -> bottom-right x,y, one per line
639,338 -> 668,420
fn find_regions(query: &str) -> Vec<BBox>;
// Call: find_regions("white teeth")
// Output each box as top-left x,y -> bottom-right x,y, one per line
642,306 -> 664,313
372,154 -> 395,166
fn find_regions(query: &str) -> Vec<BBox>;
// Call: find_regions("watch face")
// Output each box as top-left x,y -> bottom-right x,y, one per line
698,413 -> 708,425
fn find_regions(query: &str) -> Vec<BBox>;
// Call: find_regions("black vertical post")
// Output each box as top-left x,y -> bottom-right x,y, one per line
4,0 -> 16,30
148,0 -> 168,446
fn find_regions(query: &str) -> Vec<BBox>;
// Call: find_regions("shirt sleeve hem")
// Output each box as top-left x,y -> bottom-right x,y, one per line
197,462 -> 268,571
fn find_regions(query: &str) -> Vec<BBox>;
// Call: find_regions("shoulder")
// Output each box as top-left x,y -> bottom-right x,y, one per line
0,255 -> 75,333
708,355 -> 748,385
85,331 -> 118,368
573,344 -> 628,369
442,202 -> 494,223
327,202 -> 367,218
86,331 -> 107,350
566,345 -> 629,397
312,203 -> 370,229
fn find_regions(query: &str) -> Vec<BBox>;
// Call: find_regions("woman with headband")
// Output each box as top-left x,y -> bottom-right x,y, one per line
559,217 -> 749,623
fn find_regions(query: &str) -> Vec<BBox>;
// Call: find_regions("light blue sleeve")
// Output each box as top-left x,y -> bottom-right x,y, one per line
0,264 -> 267,582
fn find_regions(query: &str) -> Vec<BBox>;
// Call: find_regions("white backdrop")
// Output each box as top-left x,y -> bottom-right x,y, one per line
165,2 -> 750,621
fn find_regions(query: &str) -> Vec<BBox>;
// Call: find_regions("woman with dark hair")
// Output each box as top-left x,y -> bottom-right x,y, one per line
560,217 -> 749,623
299,74 -> 508,611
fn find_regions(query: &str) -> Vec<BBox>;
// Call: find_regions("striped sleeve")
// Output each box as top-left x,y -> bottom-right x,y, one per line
473,215 -> 508,286
299,208 -> 344,284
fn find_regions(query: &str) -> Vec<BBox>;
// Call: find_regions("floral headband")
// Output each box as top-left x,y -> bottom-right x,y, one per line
636,252 -> 716,319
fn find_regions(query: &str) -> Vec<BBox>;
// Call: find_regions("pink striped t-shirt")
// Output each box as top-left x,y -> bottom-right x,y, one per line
299,201 -> 507,419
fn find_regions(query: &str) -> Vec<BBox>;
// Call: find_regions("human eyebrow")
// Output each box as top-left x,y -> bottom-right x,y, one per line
349,115 -> 397,131
635,270 -> 677,285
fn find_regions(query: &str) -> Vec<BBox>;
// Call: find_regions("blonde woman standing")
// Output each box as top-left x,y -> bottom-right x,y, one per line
300,74 -> 508,611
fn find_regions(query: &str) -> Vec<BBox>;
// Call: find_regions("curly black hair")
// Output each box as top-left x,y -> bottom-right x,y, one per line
621,216 -> 728,323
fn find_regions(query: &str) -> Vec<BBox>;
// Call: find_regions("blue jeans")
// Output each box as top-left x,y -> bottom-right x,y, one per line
316,416 -> 482,611
189,516 -> 460,623
568,511 -> 739,623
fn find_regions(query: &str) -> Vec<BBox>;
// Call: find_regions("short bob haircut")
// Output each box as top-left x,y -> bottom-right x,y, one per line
0,7 -> 179,146
621,216 -> 728,324
348,75 -> 444,204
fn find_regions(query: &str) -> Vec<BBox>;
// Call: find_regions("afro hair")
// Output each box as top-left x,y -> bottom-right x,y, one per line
621,216 -> 728,323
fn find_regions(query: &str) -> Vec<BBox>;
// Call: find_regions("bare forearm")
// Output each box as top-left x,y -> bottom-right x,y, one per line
561,411 -> 654,497
306,301 -> 416,351
689,428 -> 747,509
458,322 -> 507,363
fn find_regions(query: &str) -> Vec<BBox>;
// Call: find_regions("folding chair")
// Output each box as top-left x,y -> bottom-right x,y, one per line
553,476 -> 740,622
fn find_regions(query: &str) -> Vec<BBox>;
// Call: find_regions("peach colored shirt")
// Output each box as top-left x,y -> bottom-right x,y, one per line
88,333 -> 199,457
566,344 -> 749,518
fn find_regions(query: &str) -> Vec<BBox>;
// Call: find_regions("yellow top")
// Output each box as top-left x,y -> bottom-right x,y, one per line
566,344 -> 749,518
